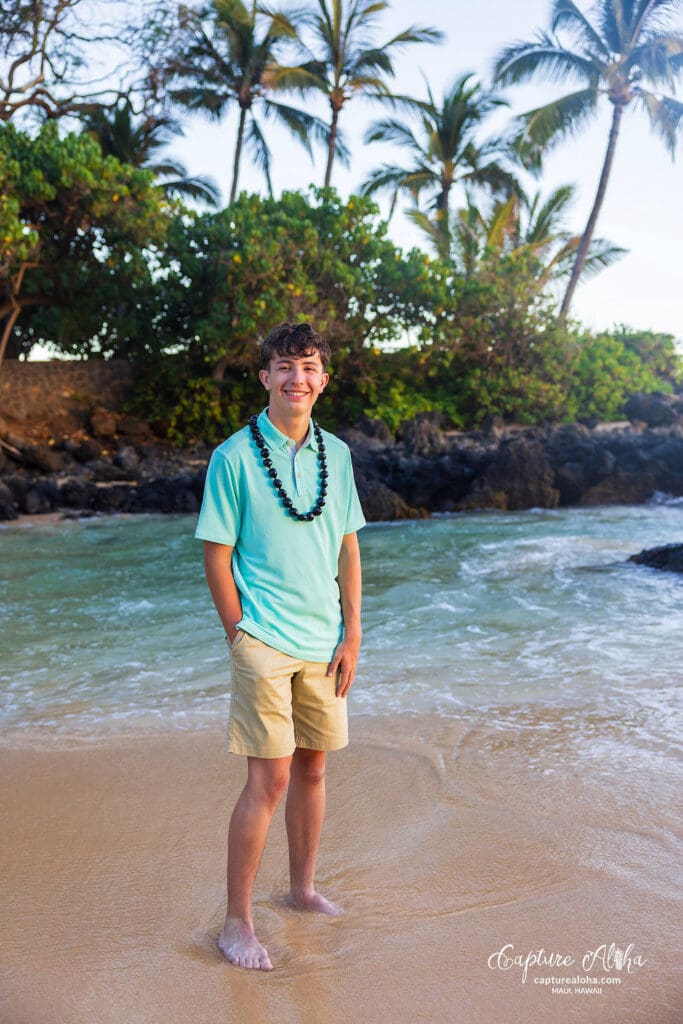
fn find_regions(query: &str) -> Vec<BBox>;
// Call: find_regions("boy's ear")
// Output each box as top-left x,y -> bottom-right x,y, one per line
258,368 -> 270,390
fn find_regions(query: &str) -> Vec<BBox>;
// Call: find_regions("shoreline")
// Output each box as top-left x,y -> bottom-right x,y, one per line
2,711 -> 680,1024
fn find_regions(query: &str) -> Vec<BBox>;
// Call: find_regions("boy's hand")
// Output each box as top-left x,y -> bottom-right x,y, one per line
326,634 -> 361,697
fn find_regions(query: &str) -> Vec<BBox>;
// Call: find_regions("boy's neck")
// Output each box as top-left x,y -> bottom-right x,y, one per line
266,407 -> 310,448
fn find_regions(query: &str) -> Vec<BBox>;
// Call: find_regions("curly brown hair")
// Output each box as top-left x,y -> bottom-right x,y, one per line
259,322 -> 331,370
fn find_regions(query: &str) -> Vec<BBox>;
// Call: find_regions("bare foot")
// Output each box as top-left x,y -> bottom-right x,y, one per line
218,918 -> 273,971
286,890 -> 343,916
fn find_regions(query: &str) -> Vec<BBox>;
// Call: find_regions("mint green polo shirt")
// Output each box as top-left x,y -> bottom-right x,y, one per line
195,408 -> 366,662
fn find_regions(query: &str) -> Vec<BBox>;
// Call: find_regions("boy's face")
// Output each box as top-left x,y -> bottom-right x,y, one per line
259,350 -> 329,419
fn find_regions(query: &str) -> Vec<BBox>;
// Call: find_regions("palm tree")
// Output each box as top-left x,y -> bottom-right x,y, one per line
360,74 -> 517,260
452,183 -> 626,285
83,101 -> 221,206
266,0 -> 443,188
494,0 -> 683,318
162,0 -> 331,203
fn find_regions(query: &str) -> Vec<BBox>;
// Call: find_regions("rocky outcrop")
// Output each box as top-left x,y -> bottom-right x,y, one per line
629,544 -> 683,573
342,413 -> 683,517
2,391 -> 683,522
0,430 -> 210,519
624,391 -> 683,428
457,435 -> 560,511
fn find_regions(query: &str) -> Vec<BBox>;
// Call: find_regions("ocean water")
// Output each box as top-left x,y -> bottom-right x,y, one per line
1,502 -> 682,754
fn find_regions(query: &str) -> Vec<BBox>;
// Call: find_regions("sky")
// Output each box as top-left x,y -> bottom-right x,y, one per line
168,0 -> 683,344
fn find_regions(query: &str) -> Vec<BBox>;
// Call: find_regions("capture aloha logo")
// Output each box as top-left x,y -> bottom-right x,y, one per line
487,942 -> 647,995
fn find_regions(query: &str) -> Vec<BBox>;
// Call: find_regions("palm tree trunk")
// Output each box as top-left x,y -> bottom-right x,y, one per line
230,106 -> 248,205
324,107 -> 340,189
560,102 -> 624,319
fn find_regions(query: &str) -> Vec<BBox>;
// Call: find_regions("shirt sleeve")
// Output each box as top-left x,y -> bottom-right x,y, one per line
194,448 -> 241,545
343,447 -> 366,535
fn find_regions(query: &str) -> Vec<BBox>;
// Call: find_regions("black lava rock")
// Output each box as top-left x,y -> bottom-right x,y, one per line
628,543 -> 683,573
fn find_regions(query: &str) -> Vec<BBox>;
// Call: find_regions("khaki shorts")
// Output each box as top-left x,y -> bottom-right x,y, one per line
228,631 -> 348,758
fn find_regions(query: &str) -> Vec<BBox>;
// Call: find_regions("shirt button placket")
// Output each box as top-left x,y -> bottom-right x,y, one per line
287,441 -> 300,494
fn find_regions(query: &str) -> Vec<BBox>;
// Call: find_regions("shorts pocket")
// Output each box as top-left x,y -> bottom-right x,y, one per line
230,629 -> 247,651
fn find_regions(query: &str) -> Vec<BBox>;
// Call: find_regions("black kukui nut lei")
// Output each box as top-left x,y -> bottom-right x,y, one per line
248,414 -> 327,522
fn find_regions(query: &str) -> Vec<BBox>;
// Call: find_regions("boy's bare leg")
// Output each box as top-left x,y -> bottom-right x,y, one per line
285,747 -> 342,915
219,755 -> 292,970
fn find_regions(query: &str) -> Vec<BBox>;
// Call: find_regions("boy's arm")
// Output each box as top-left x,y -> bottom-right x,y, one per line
327,531 -> 362,697
203,541 -> 243,644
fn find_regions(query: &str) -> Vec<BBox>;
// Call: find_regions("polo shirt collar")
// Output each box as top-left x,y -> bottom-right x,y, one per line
257,407 -> 317,452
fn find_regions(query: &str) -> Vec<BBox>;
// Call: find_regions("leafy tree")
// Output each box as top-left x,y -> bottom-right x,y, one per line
0,121 -> 168,367
159,0 -> 330,203
569,328 -> 677,419
267,0 -> 443,187
155,187 -> 449,371
129,187 -> 452,440
82,101 -> 220,206
494,0 -> 683,317
361,74 -> 515,260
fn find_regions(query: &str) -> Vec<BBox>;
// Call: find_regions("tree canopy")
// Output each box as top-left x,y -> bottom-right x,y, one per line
1,1 -> 681,443
0,120 -> 169,365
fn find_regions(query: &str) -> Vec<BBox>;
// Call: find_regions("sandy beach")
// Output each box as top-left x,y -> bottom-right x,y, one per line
1,709 -> 680,1024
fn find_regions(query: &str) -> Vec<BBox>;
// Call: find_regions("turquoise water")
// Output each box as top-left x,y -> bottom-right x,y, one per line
1,503 -> 682,750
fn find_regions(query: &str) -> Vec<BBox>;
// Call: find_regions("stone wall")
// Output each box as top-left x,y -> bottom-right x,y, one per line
0,360 -> 134,438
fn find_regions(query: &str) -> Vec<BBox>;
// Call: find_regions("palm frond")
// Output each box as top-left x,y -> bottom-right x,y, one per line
463,160 -> 520,198
486,194 -> 519,251
359,163 -> 418,196
406,208 -> 450,259
546,234 -> 627,281
330,124 -> 352,167
345,74 -> 393,93
159,174 -> 222,206
145,158 -> 189,178
550,0 -> 610,58
259,9 -> 301,41
629,0 -> 683,44
630,34 -> 683,88
245,114 -> 274,196
636,88 -> 683,156
383,24 -> 445,48
595,0 -> 623,53
215,0 -> 252,30
264,61 -> 329,93
493,33 -> 601,87
348,46 -> 394,76
261,99 -> 314,156
580,237 -> 628,277
517,87 -> 598,150
526,184 -> 575,243
363,116 -> 421,149
169,85 -> 232,119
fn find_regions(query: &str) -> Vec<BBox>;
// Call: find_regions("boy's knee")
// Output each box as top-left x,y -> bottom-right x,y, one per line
293,749 -> 326,785
253,765 -> 291,806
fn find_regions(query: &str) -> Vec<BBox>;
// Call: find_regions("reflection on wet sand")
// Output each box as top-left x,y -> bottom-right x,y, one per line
1,708 -> 679,1024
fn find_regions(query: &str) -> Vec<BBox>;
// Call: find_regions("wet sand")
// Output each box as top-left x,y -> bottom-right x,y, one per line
1,711 -> 681,1024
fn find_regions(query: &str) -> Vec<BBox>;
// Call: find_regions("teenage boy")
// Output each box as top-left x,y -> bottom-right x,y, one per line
195,322 -> 365,971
